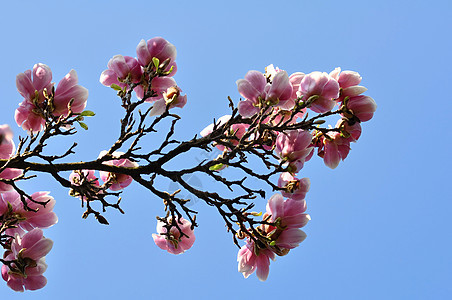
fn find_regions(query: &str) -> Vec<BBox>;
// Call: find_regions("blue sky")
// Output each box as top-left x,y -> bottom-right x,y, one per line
1,0 -> 451,299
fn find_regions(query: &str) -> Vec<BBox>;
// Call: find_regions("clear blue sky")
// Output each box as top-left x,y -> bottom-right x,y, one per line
1,0 -> 451,299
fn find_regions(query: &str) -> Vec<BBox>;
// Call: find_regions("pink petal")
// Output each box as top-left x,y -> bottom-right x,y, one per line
255,254 -> 271,281
23,275 -> 47,291
55,69 -> 78,95
22,237 -> 53,260
32,64 -> 52,91
16,70 -> 35,99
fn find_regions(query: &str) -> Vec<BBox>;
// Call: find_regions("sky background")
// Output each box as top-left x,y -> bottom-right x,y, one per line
0,0 -> 451,299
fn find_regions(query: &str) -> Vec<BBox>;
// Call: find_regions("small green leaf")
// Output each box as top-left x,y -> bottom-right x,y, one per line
209,163 -> 224,171
78,121 -> 88,130
80,110 -> 95,117
111,84 -> 122,91
152,57 -> 160,69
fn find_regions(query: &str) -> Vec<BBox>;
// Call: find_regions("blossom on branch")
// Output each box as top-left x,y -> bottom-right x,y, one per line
136,37 -> 177,75
98,151 -> 138,191
0,124 -> 22,192
15,64 -> 88,133
1,229 -> 53,292
152,217 -> 195,255
237,70 -> 293,117
0,191 -> 58,236
297,71 -> 340,113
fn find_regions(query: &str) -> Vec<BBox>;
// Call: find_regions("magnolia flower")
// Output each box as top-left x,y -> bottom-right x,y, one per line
15,64 -> 88,132
265,193 -> 310,230
297,71 -> 340,113
278,172 -> 311,201
275,129 -> 313,172
98,151 -> 138,191
136,37 -> 177,75
1,229 -> 53,292
0,191 -> 58,236
237,240 -> 275,281
346,95 -> 377,122
152,217 -> 195,255
237,70 -> 293,117
320,131 -> 351,169
330,67 -> 367,102
0,125 -> 22,192
0,125 -> 15,159
100,55 -> 143,88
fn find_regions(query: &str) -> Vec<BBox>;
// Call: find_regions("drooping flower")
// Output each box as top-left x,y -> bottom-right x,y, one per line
98,151 -> 138,191
0,191 -> 58,236
345,95 -> 377,122
237,70 -> 293,117
237,239 -> 275,281
318,131 -> 351,169
297,71 -> 340,113
278,172 -> 311,201
152,217 -> 195,255
1,229 -> 53,292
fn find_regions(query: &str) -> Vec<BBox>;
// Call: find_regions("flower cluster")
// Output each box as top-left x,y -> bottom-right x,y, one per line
100,37 -> 187,116
15,64 -> 88,133
238,194 -> 310,281
0,37 -> 377,291
0,127 -> 57,291
197,64 -> 376,280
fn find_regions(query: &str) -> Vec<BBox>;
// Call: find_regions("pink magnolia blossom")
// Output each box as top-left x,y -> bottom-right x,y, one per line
275,129 -> 313,172
152,217 -> 195,255
237,70 -> 293,117
297,71 -> 340,113
100,55 -> 143,88
1,229 -> 53,292
0,191 -> 58,236
98,151 -> 138,191
237,239 -> 275,281
278,172 -> 311,201
52,69 -> 88,116
346,95 -> 377,122
330,67 -> 368,102
15,64 -> 88,132
336,118 -> 362,142
15,64 -> 53,132
0,125 -> 15,159
136,37 -> 177,75
200,115 -> 249,151
265,193 -> 310,230
149,85 -> 187,116
319,132 -> 351,169
0,125 -> 22,192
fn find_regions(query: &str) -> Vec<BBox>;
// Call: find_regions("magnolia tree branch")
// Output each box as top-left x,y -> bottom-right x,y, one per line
0,37 -> 376,291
